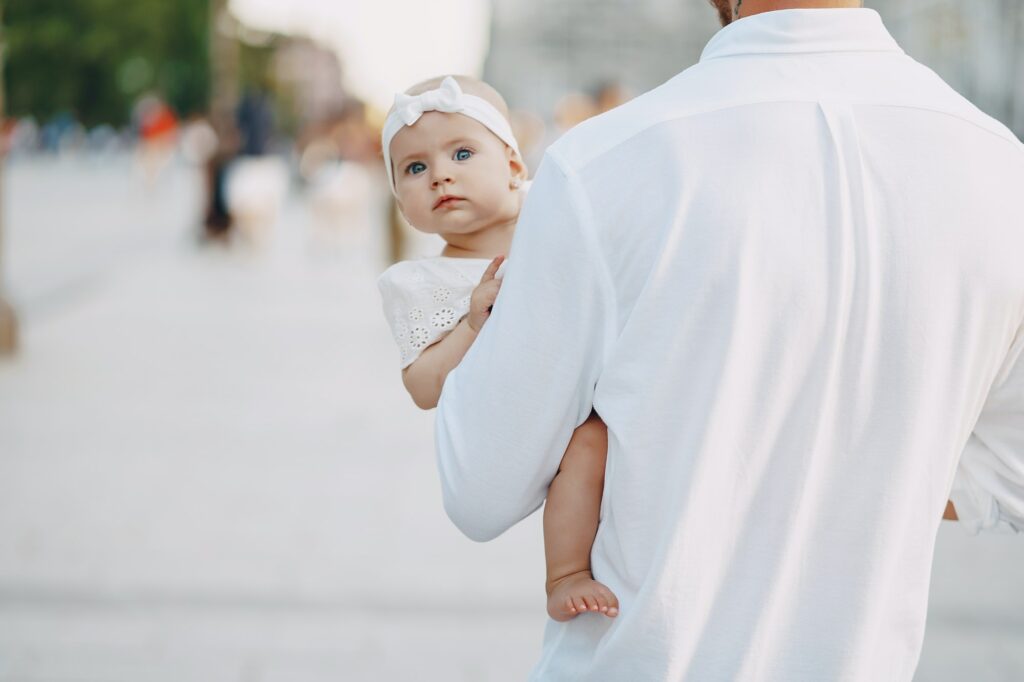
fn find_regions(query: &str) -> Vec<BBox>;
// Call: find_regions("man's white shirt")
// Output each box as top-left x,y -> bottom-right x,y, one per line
436,8 -> 1024,680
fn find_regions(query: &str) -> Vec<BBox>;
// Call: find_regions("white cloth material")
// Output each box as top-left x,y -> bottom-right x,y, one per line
434,8 -> 1024,681
948,324 -> 1024,534
382,76 -> 522,193
378,257 -> 505,369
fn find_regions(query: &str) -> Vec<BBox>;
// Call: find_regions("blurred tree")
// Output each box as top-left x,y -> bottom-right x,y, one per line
0,1 -> 19,355
3,0 -> 209,127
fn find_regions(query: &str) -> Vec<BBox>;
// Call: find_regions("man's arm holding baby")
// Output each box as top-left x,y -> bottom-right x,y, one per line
401,257 -> 505,410
435,154 -> 614,542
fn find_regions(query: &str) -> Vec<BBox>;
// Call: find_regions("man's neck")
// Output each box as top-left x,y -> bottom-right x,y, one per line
736,0 -> 862,21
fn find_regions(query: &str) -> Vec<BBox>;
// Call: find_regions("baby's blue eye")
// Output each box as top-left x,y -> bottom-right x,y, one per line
454,148 -> 473,161
406,161 -> 426,175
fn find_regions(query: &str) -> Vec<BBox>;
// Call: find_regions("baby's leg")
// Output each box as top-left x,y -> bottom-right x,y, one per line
544,412 -> 619,621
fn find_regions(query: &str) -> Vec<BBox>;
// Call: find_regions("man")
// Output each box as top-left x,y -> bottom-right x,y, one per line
436,1 -> 1024,679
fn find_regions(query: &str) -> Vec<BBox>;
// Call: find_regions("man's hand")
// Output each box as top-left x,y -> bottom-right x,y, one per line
468,256 -> 504,332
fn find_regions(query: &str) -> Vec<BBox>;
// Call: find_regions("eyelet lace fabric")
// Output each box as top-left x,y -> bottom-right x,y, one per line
377,256 -> 495,369
431,307 -> 457,330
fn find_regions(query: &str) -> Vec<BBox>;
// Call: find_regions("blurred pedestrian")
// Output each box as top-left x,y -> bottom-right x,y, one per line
202,118 -> 238,243
236,89 -> 274,157
133,94 -> 178,189
221,88 -> 287,249
590,79 -> 632,114
301,101 -> 380,255
552,91 -> 596,135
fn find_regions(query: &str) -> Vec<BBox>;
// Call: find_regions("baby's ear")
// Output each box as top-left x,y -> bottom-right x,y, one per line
507,146 -> 528,182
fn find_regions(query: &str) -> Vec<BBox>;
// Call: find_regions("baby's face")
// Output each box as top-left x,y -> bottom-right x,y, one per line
390,111 -> 522,237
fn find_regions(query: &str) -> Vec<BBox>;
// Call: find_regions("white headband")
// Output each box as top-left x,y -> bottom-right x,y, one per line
382,76 -> 521,193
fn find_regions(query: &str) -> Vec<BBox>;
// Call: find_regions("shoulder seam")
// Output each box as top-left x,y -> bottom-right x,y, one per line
868,102 -> 1024,154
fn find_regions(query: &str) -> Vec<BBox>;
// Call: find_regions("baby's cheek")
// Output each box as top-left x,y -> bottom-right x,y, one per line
502,189 -> 523,220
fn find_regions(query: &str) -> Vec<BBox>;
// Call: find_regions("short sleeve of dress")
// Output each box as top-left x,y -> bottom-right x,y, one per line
377,259 -> 484,369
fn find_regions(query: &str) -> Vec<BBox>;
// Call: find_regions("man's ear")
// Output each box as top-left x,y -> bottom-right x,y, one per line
507,146 -> 528,182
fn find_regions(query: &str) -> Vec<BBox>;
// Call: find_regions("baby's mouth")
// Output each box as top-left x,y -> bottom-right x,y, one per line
433,195 -> 465,210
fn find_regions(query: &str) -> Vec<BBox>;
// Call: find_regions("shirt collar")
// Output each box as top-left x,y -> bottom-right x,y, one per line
700,8 -> 903,62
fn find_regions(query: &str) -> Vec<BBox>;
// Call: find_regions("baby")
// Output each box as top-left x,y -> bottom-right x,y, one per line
377,75 -> 618,621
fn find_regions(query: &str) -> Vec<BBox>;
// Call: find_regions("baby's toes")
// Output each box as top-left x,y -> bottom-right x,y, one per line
597,585 -> 619,607
572,596 -> 588,614
597,586 -> 620,616
593,592 -> 610,613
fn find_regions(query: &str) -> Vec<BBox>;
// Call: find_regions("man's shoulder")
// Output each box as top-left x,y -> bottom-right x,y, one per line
548,54 -> 1024,173
915,64 -> 1022,154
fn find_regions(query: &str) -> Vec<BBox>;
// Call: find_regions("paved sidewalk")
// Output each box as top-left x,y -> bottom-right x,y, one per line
0,156 -> 1021,681
0,157 -> 546,680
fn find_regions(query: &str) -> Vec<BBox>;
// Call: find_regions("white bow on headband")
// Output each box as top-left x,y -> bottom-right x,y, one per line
392,76 -> 464,126
381,76 -> 522,193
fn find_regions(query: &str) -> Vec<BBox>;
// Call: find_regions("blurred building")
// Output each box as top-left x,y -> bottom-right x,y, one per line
873,0 -> 1024,137
483,0 -> 720,120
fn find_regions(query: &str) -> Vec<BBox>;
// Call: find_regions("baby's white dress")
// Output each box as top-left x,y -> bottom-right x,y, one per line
377,256 -> 503,369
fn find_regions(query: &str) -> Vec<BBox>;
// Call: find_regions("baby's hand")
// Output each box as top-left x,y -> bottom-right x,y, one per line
468,256 -> 504,332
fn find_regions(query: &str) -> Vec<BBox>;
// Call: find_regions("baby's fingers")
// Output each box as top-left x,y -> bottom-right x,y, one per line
471,278 -> 501,300
478,255 -> 505,284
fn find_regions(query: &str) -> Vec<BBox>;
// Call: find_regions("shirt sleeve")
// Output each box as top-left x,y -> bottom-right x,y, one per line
434,151 -> 616,542
949,323 -> 1024,534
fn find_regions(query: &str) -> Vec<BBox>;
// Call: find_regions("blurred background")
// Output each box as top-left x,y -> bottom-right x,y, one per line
0,0 -> 1021,680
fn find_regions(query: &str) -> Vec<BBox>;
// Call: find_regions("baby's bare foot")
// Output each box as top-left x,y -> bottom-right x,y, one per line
546,570 -> 619,622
